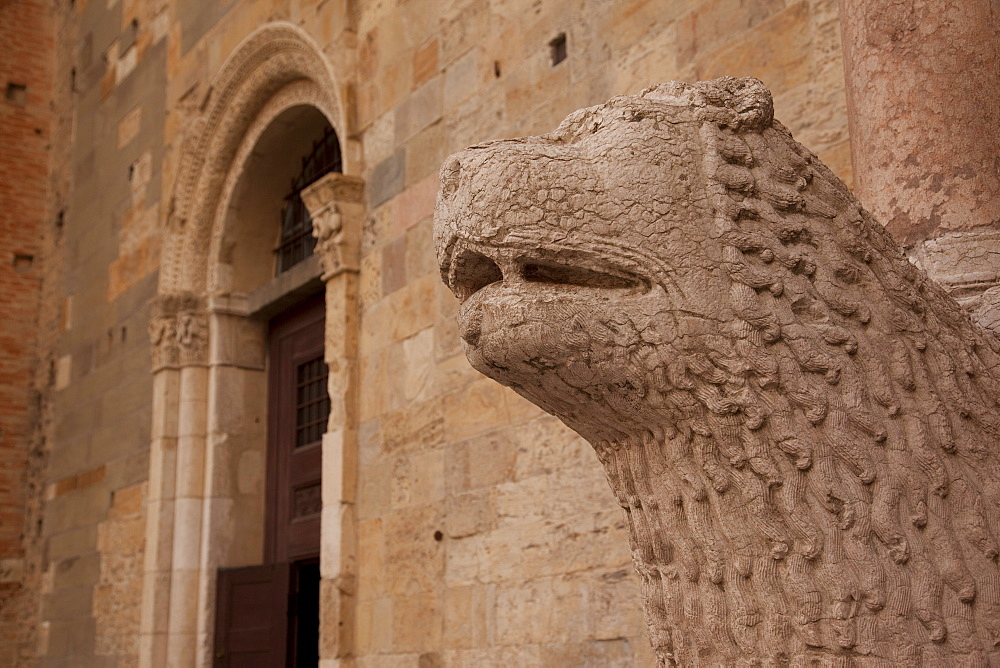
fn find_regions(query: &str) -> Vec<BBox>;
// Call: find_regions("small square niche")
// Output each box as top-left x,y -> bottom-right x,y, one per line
5,83 -> 27,106
549,33 -> 567,66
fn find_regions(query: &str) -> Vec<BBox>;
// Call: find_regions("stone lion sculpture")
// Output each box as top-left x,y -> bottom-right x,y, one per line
434,77 -> 1000,665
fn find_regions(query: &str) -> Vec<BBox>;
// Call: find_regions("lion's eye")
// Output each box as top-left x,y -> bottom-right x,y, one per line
521,261 -> 640,290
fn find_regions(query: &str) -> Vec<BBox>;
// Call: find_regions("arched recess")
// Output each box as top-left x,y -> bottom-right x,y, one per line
142,23 -> 363,668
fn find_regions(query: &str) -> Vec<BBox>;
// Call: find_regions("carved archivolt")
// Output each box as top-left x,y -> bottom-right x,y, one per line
161,22 -> 346,297
436,78 -> 1000,665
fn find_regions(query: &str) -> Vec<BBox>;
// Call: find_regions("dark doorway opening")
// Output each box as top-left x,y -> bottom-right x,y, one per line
289,559 -> 321,667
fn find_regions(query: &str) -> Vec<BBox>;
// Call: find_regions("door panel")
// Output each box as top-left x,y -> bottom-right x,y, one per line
266,295 -> 327,564
213,563 -> 291,667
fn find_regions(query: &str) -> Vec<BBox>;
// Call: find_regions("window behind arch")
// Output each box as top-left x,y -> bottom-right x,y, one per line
275,126 -> 342,274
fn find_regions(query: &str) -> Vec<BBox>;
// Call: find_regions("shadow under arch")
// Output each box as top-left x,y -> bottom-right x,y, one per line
142,22 -> 363,668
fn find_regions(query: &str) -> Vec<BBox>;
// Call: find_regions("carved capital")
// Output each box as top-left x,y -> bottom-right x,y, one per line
301,173 -> 365,281
149,293 -> 208,370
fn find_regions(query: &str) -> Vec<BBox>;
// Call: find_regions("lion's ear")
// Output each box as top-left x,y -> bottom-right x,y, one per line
640,77 -> 774,132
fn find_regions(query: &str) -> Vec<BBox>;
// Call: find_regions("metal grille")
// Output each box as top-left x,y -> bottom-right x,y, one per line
276,126 -> 343,274
295,356 -> 330,447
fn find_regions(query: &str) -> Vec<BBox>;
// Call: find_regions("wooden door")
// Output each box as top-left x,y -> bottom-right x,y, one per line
266,295 -> 327,564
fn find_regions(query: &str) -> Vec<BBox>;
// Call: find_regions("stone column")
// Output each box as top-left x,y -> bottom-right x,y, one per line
140,295 -> 209,668
839,0 -> 1000,330
300,173 -> 365,664
194,298 -> 267,667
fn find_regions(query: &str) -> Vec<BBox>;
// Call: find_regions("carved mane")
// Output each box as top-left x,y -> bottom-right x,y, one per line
436,78 -> 1000,665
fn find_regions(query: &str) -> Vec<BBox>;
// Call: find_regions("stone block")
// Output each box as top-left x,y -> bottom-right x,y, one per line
370,149 -> 406,208
592,570 -> 645,642
55,355 -> 72,391
357,418 -> 382,469
512,415 -> 594,481
390,274 -> 436,342
401,328 -> 434,404
405,227 -> 437,298
381,398 -> 443,455
104,448 -> 151,493
357,458 -> 391,521
412,39 -> 439,89
363,112 -> 396,172
44,485 -> 110,536
390,449 -> 445,510
381,53 -> 415,120
442,48 -> 478,111
444,489 -> 496,539
354,596 -> 393,654
384,505 -> 444,596
44,617 -> 96,658
357,518 -> 385,596
394,76 -> 443,145
444,430 -> 517,493
392,592 -> 442,652
438,1 -> 490,66
497,466 -> 614,531
496,575 -> 612,645
0,558 -> 24,584
442,379 -> 511,442
208,313 -> 265,369
42,585 -> 93,621
393,173 -> 439,236
47,526 -> 98,563
117,105 -> 141,148
692,0 -> 787,56
107,482 -> 143,519
52,552 -> 100,591
442,585 -> 473,650
444,85 -> 504,154
359,249 -> 383,310
381,235 -> 407,295
539,638 -> 634,667
358,349 -> 390,419
90,404 -> 151,465
360,298 -> 392,354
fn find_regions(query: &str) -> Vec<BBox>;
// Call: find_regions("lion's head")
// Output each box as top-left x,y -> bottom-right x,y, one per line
435,78 -> 1000,665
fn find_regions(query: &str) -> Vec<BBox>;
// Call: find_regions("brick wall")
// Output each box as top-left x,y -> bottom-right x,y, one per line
0,0 -> 54,663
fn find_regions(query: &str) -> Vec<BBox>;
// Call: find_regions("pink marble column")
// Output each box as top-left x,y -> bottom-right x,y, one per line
839,0 -> 1000,245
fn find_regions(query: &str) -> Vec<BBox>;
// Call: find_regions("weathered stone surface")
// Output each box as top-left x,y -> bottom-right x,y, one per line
436,77 -> 1000,665
839,0 -> 1000,246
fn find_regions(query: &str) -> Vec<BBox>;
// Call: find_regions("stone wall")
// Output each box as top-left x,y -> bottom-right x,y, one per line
35,0 -> 167,664
3,0 -> 856,665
